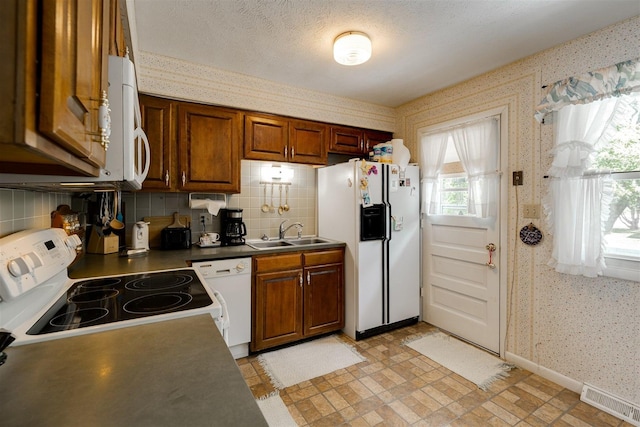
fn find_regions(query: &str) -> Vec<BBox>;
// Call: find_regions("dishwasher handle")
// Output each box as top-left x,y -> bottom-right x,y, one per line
213,290 -> 230,345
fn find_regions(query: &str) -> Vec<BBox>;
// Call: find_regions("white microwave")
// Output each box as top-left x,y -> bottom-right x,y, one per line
0,55 -> 150,191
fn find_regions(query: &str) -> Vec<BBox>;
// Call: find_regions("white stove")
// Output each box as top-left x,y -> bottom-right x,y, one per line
0,228 -> 222,348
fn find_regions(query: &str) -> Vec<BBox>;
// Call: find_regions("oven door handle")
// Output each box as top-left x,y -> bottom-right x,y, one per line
212,290 -> 230,344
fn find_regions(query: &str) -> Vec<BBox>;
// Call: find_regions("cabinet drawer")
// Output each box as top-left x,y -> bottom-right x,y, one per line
254,252 -> 302,273
303,249 -> 344,266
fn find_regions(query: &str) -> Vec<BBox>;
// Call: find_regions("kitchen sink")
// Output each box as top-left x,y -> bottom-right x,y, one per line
247,237 -> 333,250
286,237 -> 331,245
247,240 -> 294,249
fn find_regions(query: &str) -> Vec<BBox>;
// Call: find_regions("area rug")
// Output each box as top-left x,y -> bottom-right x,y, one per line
256,392 -> 298,427
257,335 -> 366,389
404,331 -> 514,390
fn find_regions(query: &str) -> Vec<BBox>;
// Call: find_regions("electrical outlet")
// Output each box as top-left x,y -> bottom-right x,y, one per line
513,171 -> 523,186
523,204 -> 541,218
199,214 -> 212,224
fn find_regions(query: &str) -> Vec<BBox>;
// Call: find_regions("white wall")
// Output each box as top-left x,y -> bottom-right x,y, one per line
396,16 -> 640,404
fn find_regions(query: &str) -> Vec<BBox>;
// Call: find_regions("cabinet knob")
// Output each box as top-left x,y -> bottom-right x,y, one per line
182,171 -> 186,186
299,273 -> 303,287
291,147 -> 295,159
284,146 -> 288,158
165,170 -> 170,187
307,271 -> 311,285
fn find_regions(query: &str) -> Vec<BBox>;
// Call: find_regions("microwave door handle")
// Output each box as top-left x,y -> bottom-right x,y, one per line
135,128 -> 151,180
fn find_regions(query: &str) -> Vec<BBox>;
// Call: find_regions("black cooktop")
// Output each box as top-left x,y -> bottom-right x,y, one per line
27,270 -> 213,336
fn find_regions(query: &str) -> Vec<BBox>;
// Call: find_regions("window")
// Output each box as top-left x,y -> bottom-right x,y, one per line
546,92 -> 639,280
420,116 -> 500,219
440,175 -> 470,216
594,94 -> 640,280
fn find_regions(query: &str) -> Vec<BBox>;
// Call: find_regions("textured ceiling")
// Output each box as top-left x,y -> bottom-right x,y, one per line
130,0 -> 639,107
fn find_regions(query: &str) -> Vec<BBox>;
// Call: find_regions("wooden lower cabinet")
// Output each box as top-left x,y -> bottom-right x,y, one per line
251,248 -> 344,352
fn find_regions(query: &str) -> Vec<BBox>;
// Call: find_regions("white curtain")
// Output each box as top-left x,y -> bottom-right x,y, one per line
545,97 -> 619,277
546,174 -> 613,277
549,98 -> 620,177
450,118 -> 500,218
419,131 -> 448,214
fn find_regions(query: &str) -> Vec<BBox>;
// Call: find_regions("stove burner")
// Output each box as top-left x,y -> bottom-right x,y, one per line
26,269 -> 214,337
123,292 -> 193,314
49,308 -> 109,327
68,290 -> 119,304
76,277 -> 122,289
125,273 -> 193,291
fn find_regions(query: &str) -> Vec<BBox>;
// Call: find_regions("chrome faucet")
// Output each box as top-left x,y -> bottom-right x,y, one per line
279,220 -> 303,239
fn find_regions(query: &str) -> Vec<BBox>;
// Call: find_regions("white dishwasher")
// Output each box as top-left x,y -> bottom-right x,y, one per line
192,258 -> 252,359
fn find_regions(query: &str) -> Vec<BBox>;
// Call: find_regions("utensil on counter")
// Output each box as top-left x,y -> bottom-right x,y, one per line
278,184 -> 284,215
261,184 -> 270,213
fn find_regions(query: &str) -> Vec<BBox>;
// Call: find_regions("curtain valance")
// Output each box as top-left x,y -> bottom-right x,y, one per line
534,58 -> 640,122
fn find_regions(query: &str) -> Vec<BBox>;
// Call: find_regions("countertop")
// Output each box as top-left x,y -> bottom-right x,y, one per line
0,315 -> 268,427
69,238 -> 345,278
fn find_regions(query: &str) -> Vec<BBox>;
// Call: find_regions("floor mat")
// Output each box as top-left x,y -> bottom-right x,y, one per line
258,335 -> 366,389
404,331 -> 513,390
256,392 -> 298,426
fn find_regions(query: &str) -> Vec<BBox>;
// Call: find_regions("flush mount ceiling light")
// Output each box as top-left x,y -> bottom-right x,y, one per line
333,31 -> 371,66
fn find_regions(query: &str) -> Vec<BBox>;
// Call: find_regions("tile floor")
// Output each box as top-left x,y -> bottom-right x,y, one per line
238,322 -> 632,426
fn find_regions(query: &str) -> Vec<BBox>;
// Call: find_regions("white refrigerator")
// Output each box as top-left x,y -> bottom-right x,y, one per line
318,160 -> 420,340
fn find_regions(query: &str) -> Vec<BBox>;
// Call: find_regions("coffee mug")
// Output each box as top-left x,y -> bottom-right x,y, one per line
200,233 -> 220,246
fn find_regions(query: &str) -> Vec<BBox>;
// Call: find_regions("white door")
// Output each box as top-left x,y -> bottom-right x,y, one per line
420,111 -> 505,354
424,215 -> 500,352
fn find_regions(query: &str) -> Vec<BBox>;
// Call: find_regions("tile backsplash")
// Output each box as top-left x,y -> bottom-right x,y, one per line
0,160 -> 318,243
121,160 -> 317,242
0,189 -> 71,237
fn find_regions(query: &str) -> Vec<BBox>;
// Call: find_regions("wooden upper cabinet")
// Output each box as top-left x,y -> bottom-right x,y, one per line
363,130 -> 393,154
39,0 -> 109,168
289,120 -> 327,165
139,95 -> 242,193
0,0 -> 110,176
178,103 -> 242,192
329,126 -> 364,155
139,95 -> 174,190
244,113 -> 327,165
244,113 -> 289,162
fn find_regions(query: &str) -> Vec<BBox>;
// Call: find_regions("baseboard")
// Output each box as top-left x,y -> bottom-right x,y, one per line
505,351 -> 583,394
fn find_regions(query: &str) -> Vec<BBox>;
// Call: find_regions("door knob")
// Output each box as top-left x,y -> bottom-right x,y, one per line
485,243 -> 496,268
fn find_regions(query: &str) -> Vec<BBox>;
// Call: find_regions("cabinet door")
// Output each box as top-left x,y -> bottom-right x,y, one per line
329,126 -> 364,155
363,130 -> 393,155
177,103 -> 242,192
252,269 -> 304,351
244,114 -> 288,161
39,0 -> 109,168
303,249 -> 345,336
289,120 -> 327,165
140,95 -> 174,190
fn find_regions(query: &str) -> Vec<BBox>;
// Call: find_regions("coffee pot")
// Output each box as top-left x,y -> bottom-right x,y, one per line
131,221 -> 149,250
220,208 -> 247,246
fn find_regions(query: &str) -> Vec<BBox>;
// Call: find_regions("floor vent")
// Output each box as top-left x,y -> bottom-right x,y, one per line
581,383 -> 640,426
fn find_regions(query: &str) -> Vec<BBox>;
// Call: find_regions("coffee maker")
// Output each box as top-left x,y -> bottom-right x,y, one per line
220,208 -> 247,246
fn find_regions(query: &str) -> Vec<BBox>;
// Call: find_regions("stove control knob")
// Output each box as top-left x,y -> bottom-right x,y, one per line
7,257 -> 32,277
65,234 -> 82,250
235,262 -> 246,273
